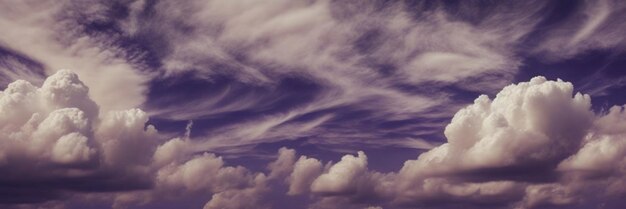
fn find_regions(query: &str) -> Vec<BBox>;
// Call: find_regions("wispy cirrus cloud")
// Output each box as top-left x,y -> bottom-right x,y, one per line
110,0 -> 547,152
3,0 -> 626,152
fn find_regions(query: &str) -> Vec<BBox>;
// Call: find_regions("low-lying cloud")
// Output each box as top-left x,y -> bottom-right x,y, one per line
1,70 -> 626,209
0,71 -> 269,209
267,76 -> 626,209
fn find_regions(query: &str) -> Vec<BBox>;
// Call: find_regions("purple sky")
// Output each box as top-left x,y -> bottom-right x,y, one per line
0,0 -> 626,209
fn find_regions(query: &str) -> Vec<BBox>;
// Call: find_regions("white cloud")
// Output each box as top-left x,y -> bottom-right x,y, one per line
399,77 -> 593,180
1,70 -> 625,209
519,184 -> 577,208
559,132 -> 626,174
203,174 -> 269,209
391,77 -> 598,206
267,147 -> 296,180
51,132 -> 94,164
154,153 -> 253,193
0,70 -> 274,209
560,106 -> 626,174
0,70 -> 165,209
311,151 -> 368,194
264,76 -> 626,209
0,0 -> 151,112
288,155 -> 323,195
0,70 -> 97,166
152,137 -> 190,167
448,77 -> 592,167
96,108 -> 158,168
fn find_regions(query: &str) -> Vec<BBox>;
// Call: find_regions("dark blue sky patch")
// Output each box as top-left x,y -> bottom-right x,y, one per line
146,72 -> 323,116
146,72 -> 239,109
517,49 -> 615,84
0,46 -> 46,87
517,0 -> 582,48
591,85 -> 626,112
516,49 -> 626,112
146,117 -> 189,136
358,146 -> 426,173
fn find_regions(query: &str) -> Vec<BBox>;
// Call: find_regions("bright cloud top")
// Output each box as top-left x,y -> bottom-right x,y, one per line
0,71 -> 266,209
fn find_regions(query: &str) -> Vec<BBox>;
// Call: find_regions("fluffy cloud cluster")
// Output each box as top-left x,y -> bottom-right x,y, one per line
399,77 -> 593,182
0,70 -> 154,204
0,70 -> 98,166
391,77 -> 599,207
2,70 -> 626,209
0,70 -> 272,209
267,76 -> 626,209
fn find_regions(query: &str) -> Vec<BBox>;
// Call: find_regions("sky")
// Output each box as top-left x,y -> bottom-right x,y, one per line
0,0 -> 626,209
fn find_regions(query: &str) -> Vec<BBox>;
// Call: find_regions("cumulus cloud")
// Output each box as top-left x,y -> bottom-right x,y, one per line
267,147 -> 297,180
203,174 -> 270,209
311,151 -> 369,194
369,77 -> 597,208
0,70 -> 157,205
154,152 -> 254,194
288,155 -> 323,195
116,76 -> 625,209
0,70 -> 96,167
261,76 -> 626,209
2,71 -> 626,209
0,70 -> 275,209
559,105 -> 626,173
392,77 -> 623,207
400,77 -> 593,180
